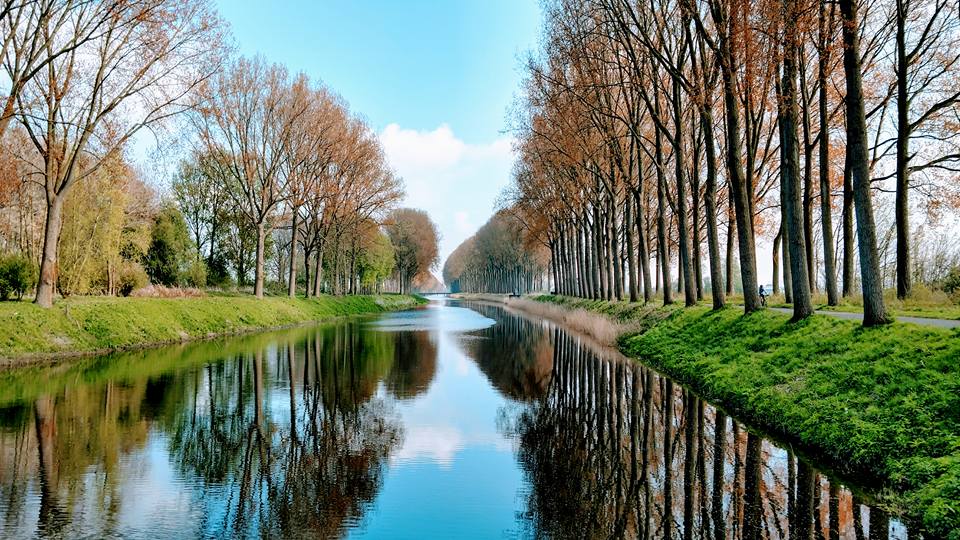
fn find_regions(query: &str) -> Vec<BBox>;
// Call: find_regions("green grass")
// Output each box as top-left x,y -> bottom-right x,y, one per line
756,288 -> 960,321
0,293 -> 425,360
532,295 -> 960,539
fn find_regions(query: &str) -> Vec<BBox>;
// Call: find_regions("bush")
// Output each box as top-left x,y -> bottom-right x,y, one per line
185,258 -> 207,288
144,204 -> 195,286
130,284 -> 205,298
941,266 -> 960,296
205,255 -> 231,287
117,261 -> 149,297
900,283 -> 952,305
0,254 -> 37,301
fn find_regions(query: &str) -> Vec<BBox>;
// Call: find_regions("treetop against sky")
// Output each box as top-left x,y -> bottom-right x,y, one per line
215,0 -> 541,266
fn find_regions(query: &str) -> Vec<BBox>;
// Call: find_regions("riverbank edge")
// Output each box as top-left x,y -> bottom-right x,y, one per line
452,293 -> 960,539
0,294 -> 427,368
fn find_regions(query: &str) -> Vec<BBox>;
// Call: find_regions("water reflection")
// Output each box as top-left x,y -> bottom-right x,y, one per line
498,323 -> 914,539
0,300 -> 916,538
0,323 -> 406,538
464,303 -> 554,401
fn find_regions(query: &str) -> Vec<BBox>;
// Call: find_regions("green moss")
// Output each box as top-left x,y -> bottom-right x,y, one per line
532,295 -> 960,538
0,294 -> 425,359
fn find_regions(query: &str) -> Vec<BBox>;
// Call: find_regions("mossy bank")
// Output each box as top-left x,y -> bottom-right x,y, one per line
0,294 -> 425,365
485,294 -> 959,539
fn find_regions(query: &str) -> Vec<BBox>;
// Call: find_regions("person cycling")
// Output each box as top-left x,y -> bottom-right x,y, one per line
759,285 -> 768,307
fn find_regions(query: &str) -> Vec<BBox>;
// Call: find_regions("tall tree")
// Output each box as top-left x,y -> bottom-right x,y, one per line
15,0 -> 221,307
386,208 -> 439,294
780,0 -> 814,320
818,0 -> 840,306
892,0 -> 960,299
839,0 -> 890,326
195,58 -> 308,298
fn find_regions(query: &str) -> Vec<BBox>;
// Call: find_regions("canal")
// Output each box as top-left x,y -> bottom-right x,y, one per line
0,298 -> 911,538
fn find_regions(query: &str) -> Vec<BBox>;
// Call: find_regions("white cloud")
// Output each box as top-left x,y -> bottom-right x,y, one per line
391,424 -> 464,467
379,123 -> 515,275
380,123 -> 465,170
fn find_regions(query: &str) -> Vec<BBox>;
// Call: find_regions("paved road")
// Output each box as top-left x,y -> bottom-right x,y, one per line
767,306 -> 960,329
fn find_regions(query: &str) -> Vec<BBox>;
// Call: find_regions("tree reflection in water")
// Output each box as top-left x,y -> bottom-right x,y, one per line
0,302 -> 921,539
385,331 -> 438,400
0,321 -> 408,539
465,303 -> 554,401
495,313 -> 916,540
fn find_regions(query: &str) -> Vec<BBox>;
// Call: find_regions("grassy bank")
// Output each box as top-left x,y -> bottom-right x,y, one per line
521,295 -> 959,538
0,294 -> 425,363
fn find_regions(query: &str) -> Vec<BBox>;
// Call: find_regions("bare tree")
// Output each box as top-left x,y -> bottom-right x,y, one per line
14,0 -> 221,307
839,0 -> 890,325
195,58 -> 308,298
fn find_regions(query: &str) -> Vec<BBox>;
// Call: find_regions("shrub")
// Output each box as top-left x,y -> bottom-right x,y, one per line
185,258 -> 207,288
205,255 -> 231,287
0,254 -> 38,301
144,204 -> 195,286
900,283 -> 951,305
130,284 -> 205,298
941,266 -> 960,296
117,261 -> 149,297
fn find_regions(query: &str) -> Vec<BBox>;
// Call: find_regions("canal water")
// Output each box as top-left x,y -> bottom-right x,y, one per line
0,298 -> 912,538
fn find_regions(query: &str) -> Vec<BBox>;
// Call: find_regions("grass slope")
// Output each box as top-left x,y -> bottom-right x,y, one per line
0,294 -> 425,360
533,295 -> 960,539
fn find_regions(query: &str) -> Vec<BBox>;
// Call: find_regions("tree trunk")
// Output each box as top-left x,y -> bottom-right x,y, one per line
712,411 -> 726,540
34,395 -> 60,527
692,172 -> 703,302
288,210 -> 299,298
0,93 -> 18,142
349,247 -> 357,295
840,0 -> 890,326
718,6 -> 761,312
895,0 -> 911,300
800,51 -> 818,293
303,246 -> 312,298
701,105 -> 725,310
626,194 -> 638,302
313,250 -> 323,297
609,217 -> 617,299
773,227 -> 782,296
610,198 -> 623,300
254,222 -> 266,298
594,203 -> 604,300
783,224 -> 794,303
656,129 -> 673,305
820,0 -> 839,306
780,11 -> 814,320
795,461 -> 815,539
743,433 -> 763,540
35,195 -> 65,308
635,189 -> 653,303
550,240 -> 559,294
842,140 -> 855,297
673,72 -> 696,307
725,206 -> 735,295
574,223 -> 584,297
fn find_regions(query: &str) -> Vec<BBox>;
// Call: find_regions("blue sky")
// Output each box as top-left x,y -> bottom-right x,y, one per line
215,0 -> 542,269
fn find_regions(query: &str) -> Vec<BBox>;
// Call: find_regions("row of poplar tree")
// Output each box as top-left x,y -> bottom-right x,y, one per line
448,0 -> 960,326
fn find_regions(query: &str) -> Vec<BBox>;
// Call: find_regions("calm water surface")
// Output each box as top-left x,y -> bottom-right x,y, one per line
0,298 -> 913,538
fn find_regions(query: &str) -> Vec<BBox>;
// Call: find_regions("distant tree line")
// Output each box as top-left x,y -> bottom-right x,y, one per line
443,210 -> 548,294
